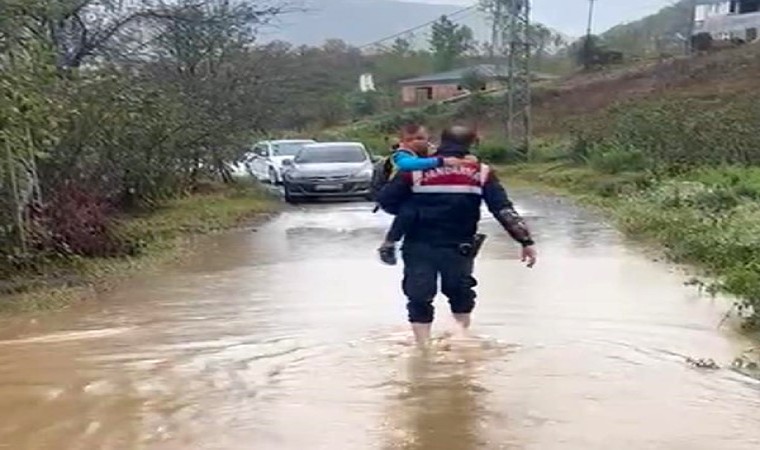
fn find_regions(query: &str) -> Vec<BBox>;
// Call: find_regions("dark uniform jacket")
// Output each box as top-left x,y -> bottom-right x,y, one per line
376,142 -> 534,248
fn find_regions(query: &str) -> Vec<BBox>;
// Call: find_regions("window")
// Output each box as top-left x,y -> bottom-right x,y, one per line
295,145 -> 368,164
743,0 -> 760,13
731,0 -> 760,14
271,142 -> 310,156
253,145 -> 268,157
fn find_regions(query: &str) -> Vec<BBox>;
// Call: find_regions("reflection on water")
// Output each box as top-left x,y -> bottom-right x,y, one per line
0,190 -> 759,449
389,356 -> 483,450
383,337 -> 517,450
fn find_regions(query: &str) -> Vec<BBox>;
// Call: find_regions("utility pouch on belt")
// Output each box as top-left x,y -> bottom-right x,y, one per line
459,233 -> 487,258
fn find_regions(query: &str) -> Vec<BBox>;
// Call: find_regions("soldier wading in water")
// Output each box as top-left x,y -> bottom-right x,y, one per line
376,125 -> 537,347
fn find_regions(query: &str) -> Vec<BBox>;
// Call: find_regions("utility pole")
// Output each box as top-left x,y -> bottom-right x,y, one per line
586,0 -> 596,39
686,0 -> 697,55
584,0 -> 596,70
489,0 -> 503,61
482,0 -> 532,152
505,0 -> 532,153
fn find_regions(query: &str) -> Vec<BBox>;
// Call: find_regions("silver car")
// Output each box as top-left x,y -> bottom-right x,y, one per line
246,139 -> 316,184
282,142 -> 375,203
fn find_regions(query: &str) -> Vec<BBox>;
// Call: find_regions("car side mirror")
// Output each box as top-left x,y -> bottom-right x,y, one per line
282,159 -> 294,167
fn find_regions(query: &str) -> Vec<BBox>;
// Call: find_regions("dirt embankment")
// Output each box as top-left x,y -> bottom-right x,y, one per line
531,43 -> 760,135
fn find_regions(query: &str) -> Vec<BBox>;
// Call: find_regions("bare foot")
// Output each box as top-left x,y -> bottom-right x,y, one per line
453,314 -> 471,337
411,323 -> 432,349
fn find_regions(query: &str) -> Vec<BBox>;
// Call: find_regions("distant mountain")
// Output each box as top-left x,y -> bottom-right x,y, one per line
259,0 -> 570,52
259,0 -> 475,47
600,0 -> 692,56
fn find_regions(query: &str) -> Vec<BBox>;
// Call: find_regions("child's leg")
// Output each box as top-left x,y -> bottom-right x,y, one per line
378,216 -> 403,266
384,215 -> 406,244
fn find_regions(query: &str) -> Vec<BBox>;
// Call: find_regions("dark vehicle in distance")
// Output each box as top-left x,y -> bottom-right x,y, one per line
282,142 -> 374,203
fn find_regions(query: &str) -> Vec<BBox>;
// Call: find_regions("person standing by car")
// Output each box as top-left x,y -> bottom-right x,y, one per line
376,125 -> 537,347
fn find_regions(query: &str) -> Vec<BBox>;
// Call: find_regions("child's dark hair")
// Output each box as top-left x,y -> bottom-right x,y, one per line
399,123 -> 424,138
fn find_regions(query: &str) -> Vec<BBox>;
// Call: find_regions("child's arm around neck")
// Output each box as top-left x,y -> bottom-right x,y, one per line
392,148 -> 443,172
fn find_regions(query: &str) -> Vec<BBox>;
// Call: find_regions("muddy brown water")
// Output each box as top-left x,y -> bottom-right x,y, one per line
1,190 -> 760,450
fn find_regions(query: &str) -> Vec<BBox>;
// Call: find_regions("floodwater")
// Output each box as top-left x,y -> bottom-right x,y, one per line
1,190 -> 760,450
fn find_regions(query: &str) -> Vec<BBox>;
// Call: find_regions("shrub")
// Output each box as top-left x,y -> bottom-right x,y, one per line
473,142 -> 526,164
587,141 -> 652,174
562,95 -> 760,175
528,138 -> 573,163
33,183 -> 134,258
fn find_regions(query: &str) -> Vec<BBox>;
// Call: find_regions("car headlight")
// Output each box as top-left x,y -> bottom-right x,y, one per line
354,168 -> 373,179
284,170 -> 302,180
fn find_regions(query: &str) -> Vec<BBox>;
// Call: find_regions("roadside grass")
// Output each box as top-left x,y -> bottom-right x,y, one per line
500,163 -> 760,331
0,179 -> 279,313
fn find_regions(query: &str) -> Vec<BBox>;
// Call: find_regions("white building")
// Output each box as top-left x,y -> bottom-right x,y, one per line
695,0 -> 760,41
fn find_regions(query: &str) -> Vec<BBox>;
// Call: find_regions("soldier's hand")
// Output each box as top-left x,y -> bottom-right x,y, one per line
521,245 -> 537,268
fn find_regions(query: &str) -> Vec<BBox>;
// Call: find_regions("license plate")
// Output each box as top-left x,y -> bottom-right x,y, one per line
314,184 -> 342,191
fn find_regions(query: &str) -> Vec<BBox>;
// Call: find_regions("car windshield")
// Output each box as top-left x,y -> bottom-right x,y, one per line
271,142 -> 311,156
295,145 -> 367,164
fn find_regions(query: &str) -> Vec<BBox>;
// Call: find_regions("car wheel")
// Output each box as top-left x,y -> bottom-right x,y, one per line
284,185 -> 299,204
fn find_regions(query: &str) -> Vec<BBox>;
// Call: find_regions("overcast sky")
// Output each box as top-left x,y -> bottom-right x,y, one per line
408,0 -> 680,36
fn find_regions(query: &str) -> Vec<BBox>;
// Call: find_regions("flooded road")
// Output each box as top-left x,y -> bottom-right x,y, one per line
1,189 -> 760,449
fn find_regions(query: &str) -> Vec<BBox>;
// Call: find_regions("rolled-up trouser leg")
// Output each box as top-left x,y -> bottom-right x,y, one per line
402,243 -> 438,324
440,247 -> 477,315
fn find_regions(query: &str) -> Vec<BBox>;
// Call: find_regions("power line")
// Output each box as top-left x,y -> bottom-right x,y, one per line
358,3 -> 478,50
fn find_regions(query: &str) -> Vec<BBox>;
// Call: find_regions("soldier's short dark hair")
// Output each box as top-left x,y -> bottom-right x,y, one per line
441,125 -> 477,147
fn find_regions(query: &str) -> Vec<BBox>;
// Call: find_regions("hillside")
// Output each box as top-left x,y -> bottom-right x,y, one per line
338,42 -> 760,143
600,0 -> 692,57
531,42 -> 760,134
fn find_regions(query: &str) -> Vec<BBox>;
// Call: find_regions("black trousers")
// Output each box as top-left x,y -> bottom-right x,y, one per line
401,241 -> 477,324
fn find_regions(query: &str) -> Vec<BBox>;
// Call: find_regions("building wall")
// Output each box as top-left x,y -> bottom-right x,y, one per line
401,86 -> 417,104
696,2 -> 731,21
401,81 -> 504,106
485,80 -> 503,91
401,83 -> 461,106
695,1 -> 760,39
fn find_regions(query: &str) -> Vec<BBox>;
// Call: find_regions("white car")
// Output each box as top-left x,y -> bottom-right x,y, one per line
246,139 -> 316,184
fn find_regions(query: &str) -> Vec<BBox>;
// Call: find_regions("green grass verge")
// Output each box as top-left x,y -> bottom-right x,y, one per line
500,163 -> 760,331
0,181 -> 279,313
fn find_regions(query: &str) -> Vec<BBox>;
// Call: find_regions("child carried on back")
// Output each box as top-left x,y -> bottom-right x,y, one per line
377,124 -> 477,265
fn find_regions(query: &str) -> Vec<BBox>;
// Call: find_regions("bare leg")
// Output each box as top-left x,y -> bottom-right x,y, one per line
411,323 -> 432,348
452,313 -> 471,338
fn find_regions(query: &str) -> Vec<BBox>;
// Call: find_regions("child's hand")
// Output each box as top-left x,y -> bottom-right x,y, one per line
443,156 -> 478,167
443,157 -> 467,167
